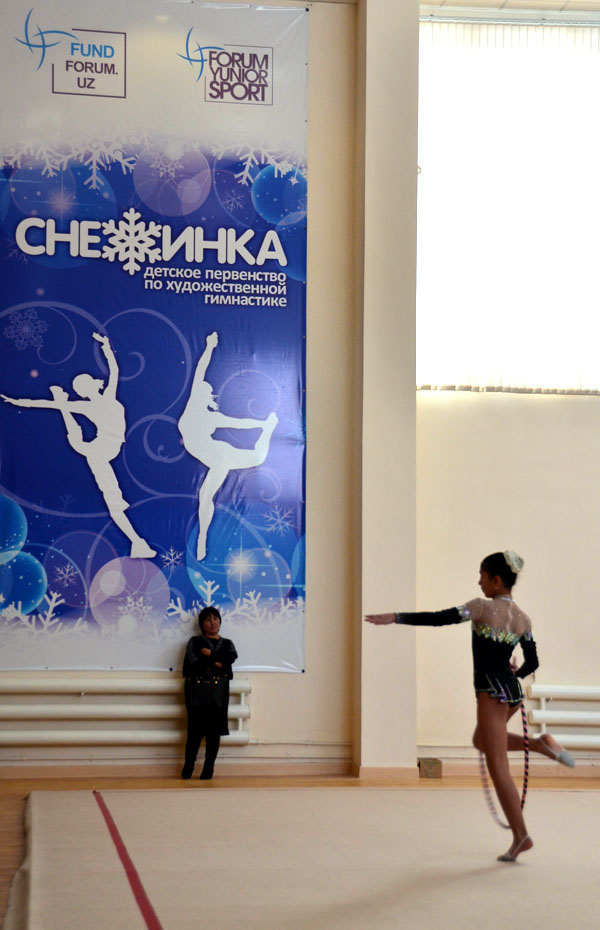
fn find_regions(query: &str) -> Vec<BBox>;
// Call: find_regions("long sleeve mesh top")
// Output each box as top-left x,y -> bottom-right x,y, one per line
396,595 -> 539,684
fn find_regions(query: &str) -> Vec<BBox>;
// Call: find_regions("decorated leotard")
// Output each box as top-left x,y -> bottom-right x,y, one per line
396,595 -> 539,706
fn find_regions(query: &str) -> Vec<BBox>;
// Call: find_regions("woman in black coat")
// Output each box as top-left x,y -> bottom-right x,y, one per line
181,606 -> 238,780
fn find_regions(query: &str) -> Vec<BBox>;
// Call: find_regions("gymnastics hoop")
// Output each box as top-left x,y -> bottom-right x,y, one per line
478,702 -> 529,830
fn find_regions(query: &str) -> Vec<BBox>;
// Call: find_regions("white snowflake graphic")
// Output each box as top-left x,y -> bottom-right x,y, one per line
222,190 -> 245,212
150,153 -> 184,180
117,594 -> 154,623
102,208 -> 162,275
166,596 -> 202,635
4,136 -> 306,200
212,143 -> 304,187
264,505 -> 295,535
3,139 -> 138,191
77,141 -> 136,190
160,546 -> 183,575
6,144 -> 69,179
223,590 -> 304,628
54,563 -> 78,588
4,308 -> 48,350
0,590 -> 87,636
166,584 -> 303,637
0,580 -> 304,665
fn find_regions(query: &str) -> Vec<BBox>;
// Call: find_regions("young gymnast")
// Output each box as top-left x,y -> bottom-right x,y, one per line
365,551 -> 574,862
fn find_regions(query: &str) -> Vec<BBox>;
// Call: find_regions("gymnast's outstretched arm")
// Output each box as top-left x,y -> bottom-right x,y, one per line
93,333 -> 119,400
365,608 -> 467,626
190,331 -> 219,396
1,394 -> 60,410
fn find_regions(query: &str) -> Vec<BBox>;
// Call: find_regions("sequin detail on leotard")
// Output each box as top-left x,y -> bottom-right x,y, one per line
473,624 -> 521,645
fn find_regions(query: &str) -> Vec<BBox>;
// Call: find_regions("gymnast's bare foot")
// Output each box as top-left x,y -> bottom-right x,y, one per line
497,834 -> 533,862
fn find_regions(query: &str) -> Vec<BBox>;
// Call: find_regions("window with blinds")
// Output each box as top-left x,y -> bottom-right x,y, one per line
417,21 -> 600,394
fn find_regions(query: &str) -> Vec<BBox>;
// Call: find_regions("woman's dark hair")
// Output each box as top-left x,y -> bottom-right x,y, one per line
198,606 -> 222,631
480,552 -> 518,589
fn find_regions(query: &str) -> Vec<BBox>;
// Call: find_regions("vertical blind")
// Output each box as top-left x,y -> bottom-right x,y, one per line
417,21 -> 600,393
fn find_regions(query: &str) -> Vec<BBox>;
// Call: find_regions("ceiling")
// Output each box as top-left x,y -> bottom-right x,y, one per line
421,1 -> 600,18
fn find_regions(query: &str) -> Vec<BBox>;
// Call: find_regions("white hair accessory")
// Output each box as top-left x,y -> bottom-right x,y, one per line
503,550 -> 524,574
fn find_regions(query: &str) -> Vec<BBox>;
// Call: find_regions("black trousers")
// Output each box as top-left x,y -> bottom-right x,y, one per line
184,708 -> 222,768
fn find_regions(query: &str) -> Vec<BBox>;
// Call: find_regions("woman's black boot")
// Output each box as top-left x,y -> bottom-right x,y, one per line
200,734 -> 220,779
181,762 -> 194,779
199,761 -> 214,780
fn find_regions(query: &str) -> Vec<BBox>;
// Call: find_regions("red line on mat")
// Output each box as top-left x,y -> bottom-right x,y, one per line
93,790 -> 164,930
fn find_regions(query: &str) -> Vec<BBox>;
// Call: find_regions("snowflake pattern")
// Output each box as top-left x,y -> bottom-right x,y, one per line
80,148 -> 109,189
0,590 -> 88,636
0,586 -> 304,667
4,137 -> 306,198
161,546 -> 183,576
264,505 -> 295,535
78,141 -> 136,190
3,139 -> 137,191
150,153 -> 184,180
4,308 -> 48,351
166,597 -> 203,637
102,208 -> 162,275
222,190 -> 245,212
117,594 -> 154,622
54,563 -> 78,588
224,590 -> 304,628
213,143 -> 305,187
166,586 -> 304,635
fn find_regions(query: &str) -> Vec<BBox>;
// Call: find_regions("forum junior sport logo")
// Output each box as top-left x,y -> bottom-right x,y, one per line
178,27 -> 273,105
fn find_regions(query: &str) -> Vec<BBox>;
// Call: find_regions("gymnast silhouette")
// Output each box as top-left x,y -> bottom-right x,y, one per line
178,331 -> 278,561
1,332 -> 156,559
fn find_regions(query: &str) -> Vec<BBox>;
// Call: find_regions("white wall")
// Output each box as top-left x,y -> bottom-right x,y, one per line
246,0 -> 358,764
416,390 -> 600,747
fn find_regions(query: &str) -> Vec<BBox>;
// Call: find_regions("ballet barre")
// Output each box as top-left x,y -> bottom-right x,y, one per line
527,683 -> 600,750
0,672 -> 251,747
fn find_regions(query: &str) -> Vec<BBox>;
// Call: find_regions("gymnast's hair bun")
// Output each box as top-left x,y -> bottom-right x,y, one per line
503,550 -> 524,574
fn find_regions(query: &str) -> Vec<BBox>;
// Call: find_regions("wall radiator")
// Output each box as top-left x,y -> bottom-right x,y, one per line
527,683 -> 600,750
0,672 -> 251,747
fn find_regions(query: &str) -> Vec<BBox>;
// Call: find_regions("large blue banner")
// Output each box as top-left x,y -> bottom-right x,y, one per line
0,1 -> 307,671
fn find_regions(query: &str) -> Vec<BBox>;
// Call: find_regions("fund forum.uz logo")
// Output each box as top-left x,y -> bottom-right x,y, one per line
15,8 -> 77,70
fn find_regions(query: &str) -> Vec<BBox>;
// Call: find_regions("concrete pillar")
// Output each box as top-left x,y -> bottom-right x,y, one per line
355,0 -> 419,775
